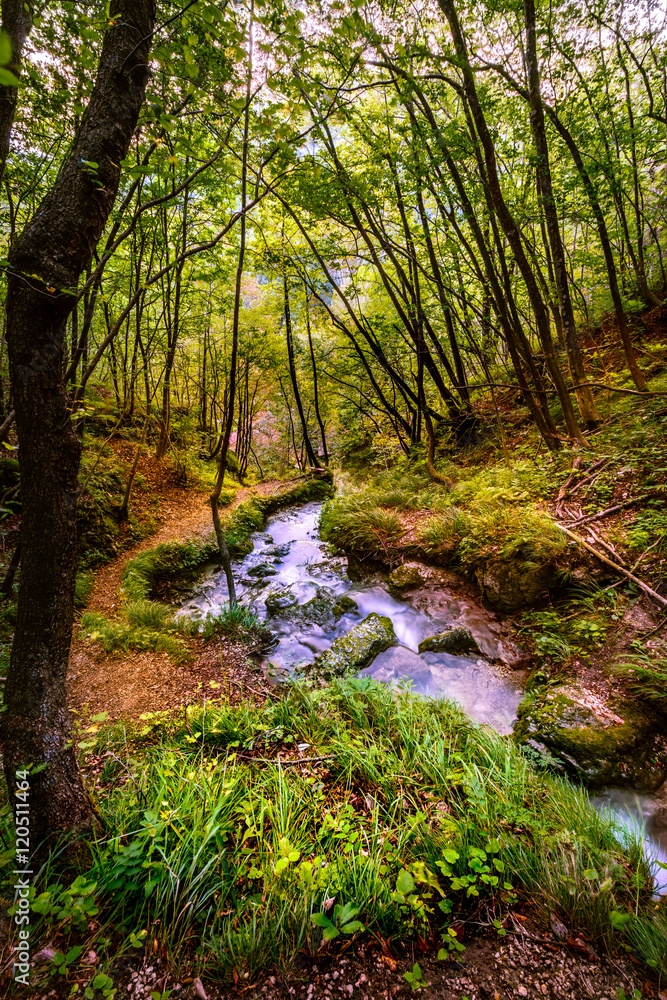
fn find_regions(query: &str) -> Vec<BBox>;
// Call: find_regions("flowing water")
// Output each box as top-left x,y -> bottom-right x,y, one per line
180,501 -> 524,734
179,500 -> 667,887
592,786 -> 667,894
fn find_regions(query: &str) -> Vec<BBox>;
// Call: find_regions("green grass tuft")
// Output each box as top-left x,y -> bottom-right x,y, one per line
613,651 -> 667,711
74,572 -> 95,610
80,610 -> 188,661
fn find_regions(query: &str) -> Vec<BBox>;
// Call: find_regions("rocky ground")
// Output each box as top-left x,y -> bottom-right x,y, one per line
29,912 -> 659,1000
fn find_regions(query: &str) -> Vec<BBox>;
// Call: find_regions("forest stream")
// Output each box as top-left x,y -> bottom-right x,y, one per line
179,500 -> 667,891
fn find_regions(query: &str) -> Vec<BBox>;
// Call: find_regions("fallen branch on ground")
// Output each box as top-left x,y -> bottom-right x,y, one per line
569,382 -> 667,397
565,496 -> 649,526
558,524 -> 667,609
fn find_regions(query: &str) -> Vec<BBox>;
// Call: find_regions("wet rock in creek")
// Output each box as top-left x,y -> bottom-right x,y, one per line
263,543 -> 291,560
314,613 -> 397,677
247,562 -> 278,579
265,588 -> 299,615
333,594 -> 359,616
418,626 -> 480,655
388,562 -> 427,592
514,682 -> 667,790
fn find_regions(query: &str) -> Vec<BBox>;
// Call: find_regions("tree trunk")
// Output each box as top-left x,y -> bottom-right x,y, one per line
304,284 -> 328,465
284,274 -> 320,469
0,0 -> 33,186
438,0 -> 584,445
210,4 -> 254,605
2,0 -> 155,844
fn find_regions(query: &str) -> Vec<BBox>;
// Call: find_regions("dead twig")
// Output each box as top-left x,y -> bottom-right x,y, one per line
585,527 -> 627,567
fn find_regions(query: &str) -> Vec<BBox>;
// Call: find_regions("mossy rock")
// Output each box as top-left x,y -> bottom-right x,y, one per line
314,613 -> 397,677
418,627 -> 480,655
334,594 -> 359,617
474,556 -> 555,611
389,563 -> 426,591
247,563 -> 278,579
264,543 -> 291,560
265,588 -> 299,615
513,682 -> 667,790
283,595 -> 338,630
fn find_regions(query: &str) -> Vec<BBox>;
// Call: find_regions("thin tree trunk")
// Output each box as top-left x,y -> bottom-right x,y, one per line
304,283 -> 328,465
118,415 -> 149,521
284,274 -> 320,469
210,3 -> 255,605
0,0 -> 33,186
437,0 -> 584,445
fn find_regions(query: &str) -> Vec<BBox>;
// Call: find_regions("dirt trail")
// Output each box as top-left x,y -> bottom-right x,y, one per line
69,446 -> 284,721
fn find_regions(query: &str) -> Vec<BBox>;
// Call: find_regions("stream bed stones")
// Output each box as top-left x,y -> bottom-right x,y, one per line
418,626 -> 480,655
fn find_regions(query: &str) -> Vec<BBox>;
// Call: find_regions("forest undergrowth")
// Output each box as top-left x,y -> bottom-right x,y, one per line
1,680 -> 665,995
322,364 -> 667,684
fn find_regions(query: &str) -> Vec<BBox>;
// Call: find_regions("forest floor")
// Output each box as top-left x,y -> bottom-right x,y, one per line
108,915 -> 654,1000
68,439 -> 280,722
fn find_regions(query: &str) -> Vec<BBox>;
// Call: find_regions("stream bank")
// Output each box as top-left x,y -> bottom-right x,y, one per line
179,497 -> 667,892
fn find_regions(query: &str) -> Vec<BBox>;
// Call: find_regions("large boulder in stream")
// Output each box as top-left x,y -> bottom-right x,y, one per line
314,613 -> 397,677
514,682 -> 667,790
418,626 -> 480,655
247,562 -> 278,579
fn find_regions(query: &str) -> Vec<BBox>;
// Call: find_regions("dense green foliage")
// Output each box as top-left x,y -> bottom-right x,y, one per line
3,681 -> 664,992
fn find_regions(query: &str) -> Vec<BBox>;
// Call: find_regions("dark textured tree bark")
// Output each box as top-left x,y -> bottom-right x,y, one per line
304,284 -> 328,465
210,4 -> 255,606
2,0 -> 156,844
284,275 -> 320,469
0,0 -> 34,186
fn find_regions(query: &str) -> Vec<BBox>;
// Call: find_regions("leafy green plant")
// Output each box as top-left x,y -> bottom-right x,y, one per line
404,962 -> 428,991
310,901 -> 364,940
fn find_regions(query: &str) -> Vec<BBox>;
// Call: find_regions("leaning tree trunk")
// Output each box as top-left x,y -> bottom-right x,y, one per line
210,4 -> 254,606
2,0 -> 155,845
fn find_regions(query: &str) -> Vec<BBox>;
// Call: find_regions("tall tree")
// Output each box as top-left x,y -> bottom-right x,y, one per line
2,0 -> 156,843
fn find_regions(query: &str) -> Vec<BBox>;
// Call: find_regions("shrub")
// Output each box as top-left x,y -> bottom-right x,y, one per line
80,611 -> 188,661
